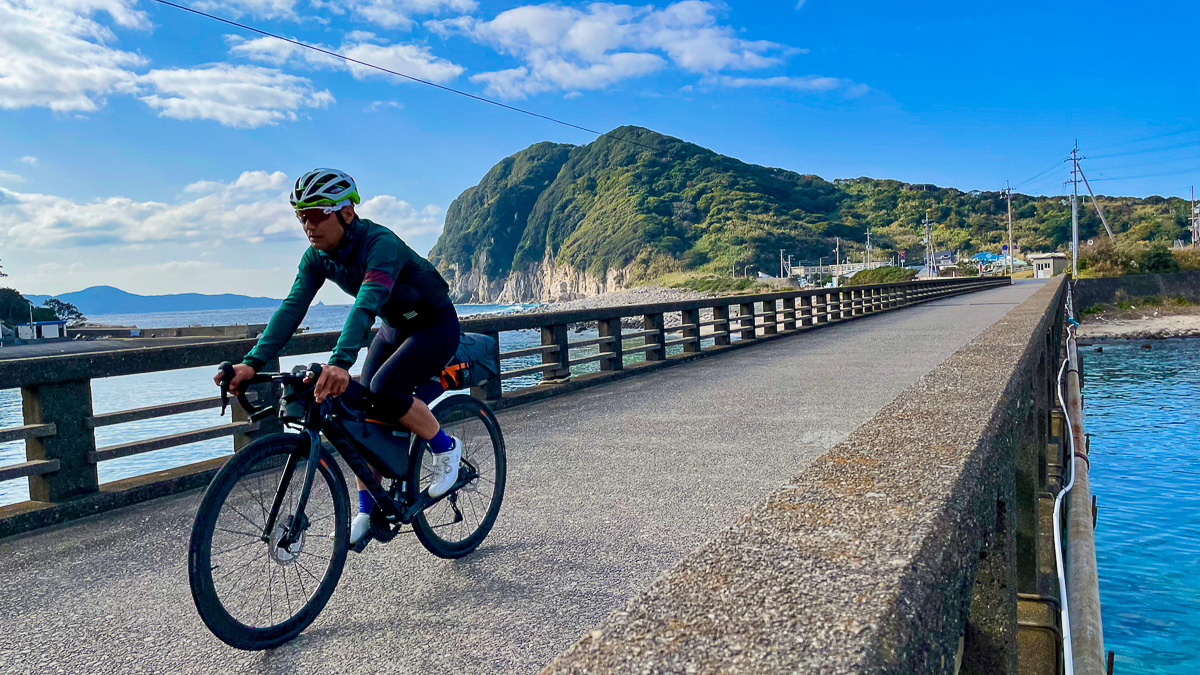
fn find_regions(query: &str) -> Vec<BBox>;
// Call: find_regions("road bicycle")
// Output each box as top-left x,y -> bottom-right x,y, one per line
188,362 -> 506,650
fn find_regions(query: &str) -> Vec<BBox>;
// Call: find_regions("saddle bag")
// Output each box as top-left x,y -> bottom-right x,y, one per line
440,332 -> 499,390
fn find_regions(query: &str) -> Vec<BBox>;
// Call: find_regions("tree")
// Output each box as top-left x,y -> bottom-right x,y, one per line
0,288 -> 34,325
42,298 -> 86,325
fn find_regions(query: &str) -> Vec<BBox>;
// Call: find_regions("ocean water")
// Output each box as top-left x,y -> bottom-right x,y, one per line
1084,339 -> 1200,674
0,302 -> 685,506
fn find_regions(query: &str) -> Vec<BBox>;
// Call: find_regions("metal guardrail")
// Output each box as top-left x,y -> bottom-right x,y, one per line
0,276 -> 1006,536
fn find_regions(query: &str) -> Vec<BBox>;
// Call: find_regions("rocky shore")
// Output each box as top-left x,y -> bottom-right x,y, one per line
1078,308 -> 1200,341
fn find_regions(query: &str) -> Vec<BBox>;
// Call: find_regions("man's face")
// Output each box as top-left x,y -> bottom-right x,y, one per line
297,206 -> 351,251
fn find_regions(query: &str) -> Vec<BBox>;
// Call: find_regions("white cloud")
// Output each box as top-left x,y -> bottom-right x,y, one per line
429,1 -> 796,98
0,171 -> 25,183
709,74 -> 869,96
472,52 -> 664,98
358,195 -> 443,238
310,0 -> 477,29
365,100 -> 404,112
192,0 -> 299,20
139,64 -> 334,128
340,37 -> 465,82
0,170 -> 443,250
0,0 -> 148,112
227,33 -> 464,84
17,156 -> 38,165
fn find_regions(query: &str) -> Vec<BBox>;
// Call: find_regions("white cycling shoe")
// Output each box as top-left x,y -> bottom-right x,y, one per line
349,512 -> 371,546
426,436 -> 463,499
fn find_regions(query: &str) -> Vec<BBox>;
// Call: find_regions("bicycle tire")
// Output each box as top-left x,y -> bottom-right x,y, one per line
188,433 -> 350,650
408,395 -> 506,559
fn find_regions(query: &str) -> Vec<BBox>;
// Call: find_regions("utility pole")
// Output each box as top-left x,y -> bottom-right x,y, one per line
780,249 -> 785,279
1185,183 -> 1195,247
1004,182 -> 1014,276
1069,143 -> 1081,277
922,215 -> 934,279
865,227 -> 872,268
835,237 -> 841,276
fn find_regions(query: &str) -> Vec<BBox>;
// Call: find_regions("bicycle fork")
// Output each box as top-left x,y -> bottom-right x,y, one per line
262,429 -> 323,547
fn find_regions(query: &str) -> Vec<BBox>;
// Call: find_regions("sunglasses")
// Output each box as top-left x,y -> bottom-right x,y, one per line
296,207 -> 337,225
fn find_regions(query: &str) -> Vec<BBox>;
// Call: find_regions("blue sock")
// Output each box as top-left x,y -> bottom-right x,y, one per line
429,429 -> 454,454
358,489 -> 375,514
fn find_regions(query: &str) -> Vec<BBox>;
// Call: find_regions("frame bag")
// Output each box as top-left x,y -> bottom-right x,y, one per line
440,332 -> 499,390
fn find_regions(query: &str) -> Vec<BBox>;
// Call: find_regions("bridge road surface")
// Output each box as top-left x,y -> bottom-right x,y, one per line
0,280 -> 1045,674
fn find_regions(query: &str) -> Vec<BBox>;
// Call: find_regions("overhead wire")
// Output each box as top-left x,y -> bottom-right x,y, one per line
147,0 -> 661,153
1087,127 -> 1199,153
1089,140 -> 1199,160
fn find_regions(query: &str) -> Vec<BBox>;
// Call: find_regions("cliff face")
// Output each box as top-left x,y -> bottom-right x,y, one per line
443,251 -> 632,303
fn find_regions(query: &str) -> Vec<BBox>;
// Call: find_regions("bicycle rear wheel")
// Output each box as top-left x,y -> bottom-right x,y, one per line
409,395 -> 506,559
188,434 -> 349,650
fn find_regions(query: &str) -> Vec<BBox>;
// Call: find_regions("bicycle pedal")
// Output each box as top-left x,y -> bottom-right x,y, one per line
350,537 -> 371,554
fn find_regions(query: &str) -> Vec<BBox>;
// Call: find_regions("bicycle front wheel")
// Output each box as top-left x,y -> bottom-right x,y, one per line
409,395 -> 506,559
188,434 -> 350,650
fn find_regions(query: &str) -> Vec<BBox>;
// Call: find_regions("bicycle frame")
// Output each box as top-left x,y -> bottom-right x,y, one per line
224,365 -> 479,547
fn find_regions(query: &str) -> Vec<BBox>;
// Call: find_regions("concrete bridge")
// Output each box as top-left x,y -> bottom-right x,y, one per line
0,277 -> 1084,673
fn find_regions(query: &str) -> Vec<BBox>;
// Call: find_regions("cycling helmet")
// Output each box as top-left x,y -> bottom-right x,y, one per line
290,168 -> 361,210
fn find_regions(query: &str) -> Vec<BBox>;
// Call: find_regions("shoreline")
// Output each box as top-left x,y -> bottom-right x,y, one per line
1078,313 -> 1200,341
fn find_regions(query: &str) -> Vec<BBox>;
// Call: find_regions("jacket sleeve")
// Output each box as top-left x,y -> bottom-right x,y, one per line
243,251 -> 324,370
327,236 -> 401,369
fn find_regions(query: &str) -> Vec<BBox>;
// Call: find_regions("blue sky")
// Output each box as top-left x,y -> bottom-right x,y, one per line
1,0 -> 1197,301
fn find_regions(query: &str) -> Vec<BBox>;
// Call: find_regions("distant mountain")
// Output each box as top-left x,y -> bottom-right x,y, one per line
429,125 -> 1193,303
26,286 -> 282,316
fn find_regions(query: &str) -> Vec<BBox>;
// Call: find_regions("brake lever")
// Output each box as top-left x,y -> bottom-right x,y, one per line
217,361 -> 235,416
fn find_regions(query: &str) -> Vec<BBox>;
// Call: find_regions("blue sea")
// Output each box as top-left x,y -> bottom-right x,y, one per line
1084,339 -> 1200,674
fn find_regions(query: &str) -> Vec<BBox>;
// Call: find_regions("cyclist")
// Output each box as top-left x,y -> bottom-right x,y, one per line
216,168 -> 462,547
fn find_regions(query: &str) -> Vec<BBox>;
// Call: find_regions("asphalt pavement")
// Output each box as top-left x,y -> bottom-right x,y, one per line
0,280 -> 1045,674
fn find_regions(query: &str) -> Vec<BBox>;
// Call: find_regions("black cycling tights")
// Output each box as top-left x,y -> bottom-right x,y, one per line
358,309 -> 460,420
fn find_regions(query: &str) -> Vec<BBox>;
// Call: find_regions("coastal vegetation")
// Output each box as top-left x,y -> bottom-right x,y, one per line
430,126 -> 1195,296
845,267 -> 917,286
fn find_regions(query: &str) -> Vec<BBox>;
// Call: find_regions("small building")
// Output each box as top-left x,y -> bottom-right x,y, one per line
16,320 -> 68,340
1028,253 -> 1069,279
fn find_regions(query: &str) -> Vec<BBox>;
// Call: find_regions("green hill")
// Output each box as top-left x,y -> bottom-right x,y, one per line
429,126 -> 1193,301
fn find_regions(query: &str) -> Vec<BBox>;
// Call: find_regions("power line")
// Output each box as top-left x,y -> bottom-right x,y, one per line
1089,140 -> 1199,160
1089,168 -> 1200,182
148,0 -> 660,153
1086,153 -> 1200,173
1088,128 -> 1199,153
1013,158 -> 1068,187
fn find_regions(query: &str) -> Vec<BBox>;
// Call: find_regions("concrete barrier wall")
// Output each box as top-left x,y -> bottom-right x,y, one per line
543,277 -> 1067,674
1075,270 -> 1200,307
68,324 -> 267,339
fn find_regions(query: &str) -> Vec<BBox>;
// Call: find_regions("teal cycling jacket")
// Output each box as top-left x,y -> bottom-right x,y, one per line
243,217 -> 452,371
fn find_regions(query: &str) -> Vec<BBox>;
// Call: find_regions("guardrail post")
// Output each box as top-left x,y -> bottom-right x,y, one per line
762,299 -> 778,335
598,319 -> 623,370
712,306 -> 732,346
681,308 -> 701,353
542,324 -> 570,381
643,313 -> 666,361
836,290 -> 848,320
737,302 -> 755,340
781,298 -> 796,331
814,293 -> 827,324
800,295 -> 814,327
23,380 -> 98,502
234,357 -> 282,451
852,289 -> 863,316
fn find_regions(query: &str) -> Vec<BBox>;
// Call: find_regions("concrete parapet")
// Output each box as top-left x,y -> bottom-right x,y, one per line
542,277 -> 1067,674
1075,270 -> 1200,307
68,324 -> 268,340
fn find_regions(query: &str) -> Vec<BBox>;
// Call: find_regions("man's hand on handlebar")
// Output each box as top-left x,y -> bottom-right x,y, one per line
307,364 -> 349,403
214,363 -> 257,395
